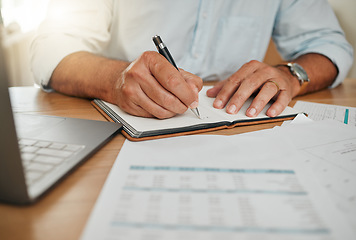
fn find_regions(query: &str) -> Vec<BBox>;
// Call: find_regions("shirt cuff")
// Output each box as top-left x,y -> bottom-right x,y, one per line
292,44 -> 353,89
31,34 -> 94,89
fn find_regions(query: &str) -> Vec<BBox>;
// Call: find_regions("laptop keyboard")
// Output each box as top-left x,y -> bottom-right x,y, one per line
18,138 -> 85,186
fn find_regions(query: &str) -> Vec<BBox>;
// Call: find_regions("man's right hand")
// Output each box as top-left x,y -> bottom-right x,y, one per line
112,51 -> 203,119
50,51 -> 202,119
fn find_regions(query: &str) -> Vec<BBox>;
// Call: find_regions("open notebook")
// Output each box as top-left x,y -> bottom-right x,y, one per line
92,86 -> 300,141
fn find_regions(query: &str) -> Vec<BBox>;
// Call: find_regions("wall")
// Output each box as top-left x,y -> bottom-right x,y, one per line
2,0 -> 49,87
3,24 -> 35,87
328,0 -> 356,78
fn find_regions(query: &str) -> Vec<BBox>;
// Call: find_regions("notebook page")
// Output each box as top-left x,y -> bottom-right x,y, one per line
101,86 -> 298,133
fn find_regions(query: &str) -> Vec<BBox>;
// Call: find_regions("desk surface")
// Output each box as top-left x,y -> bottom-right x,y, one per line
1,78 -> 356,240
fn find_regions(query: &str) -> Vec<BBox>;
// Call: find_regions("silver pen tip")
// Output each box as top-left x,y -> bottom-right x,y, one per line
191,108 -> 201,119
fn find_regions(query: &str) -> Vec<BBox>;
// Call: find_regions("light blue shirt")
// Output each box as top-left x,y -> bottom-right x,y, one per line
31,0 -> 353,88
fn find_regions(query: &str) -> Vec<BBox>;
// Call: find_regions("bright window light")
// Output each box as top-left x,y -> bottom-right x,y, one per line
1,0 -> 50,33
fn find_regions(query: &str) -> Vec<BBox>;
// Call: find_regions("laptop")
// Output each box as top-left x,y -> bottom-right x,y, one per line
0,27 -> 122,205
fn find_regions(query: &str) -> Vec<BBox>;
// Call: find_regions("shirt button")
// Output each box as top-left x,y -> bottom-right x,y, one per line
203,12 -> 208,19
194,53 -> 199,59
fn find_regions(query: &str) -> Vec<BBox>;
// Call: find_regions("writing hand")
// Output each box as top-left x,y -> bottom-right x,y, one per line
113,51 -> 203,119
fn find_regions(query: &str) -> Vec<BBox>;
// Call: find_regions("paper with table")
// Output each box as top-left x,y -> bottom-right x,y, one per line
293,101 -> 356,126
81,119 -> 355,240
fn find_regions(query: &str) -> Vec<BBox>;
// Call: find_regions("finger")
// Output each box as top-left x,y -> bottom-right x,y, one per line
213,60 -> 260,110
224,79 -> 257,114
132,87 -> 178,119
224,62 -> 280,115
206,80 -> 226,98
117,86 -> 155,118
212,77 -> 241,110
121,57 -> 188,115
138,73 -> 188,115
179,69 -> 203,93
266,90 -> 291,117
118,76 -> 178,119
124,102 -> 154,118
147,52 -> 199,109
224,75 -> 265,115
246,80 -> 280,117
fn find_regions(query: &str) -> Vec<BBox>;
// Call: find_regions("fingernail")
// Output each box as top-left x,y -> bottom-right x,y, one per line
269,109 -> 276,117
214,100 -> 223,109
194,87 -> 199,94
227,104 -> 237,114
190,101 -> 199,109
248,107 -> 257,116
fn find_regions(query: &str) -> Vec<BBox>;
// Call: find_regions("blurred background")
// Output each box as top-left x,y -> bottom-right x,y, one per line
1,0 -> 355,87
1,0 -> 50,86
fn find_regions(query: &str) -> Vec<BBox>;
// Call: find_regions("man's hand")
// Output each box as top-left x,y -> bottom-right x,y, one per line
50,52 -> 335,119
112,51 -> 203,119
206,60 -> 300,117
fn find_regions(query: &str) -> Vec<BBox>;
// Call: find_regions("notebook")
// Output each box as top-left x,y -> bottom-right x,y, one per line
0,29 -> 122,205
92,87 -> 300,141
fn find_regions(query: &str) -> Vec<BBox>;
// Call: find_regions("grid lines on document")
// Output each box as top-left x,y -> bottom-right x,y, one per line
107,166 -> 331,240
294,101 -> 356,126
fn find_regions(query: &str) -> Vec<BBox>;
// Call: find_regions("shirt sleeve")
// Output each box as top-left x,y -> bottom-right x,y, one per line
272,0 -> 353,88
30,0 -> 114,89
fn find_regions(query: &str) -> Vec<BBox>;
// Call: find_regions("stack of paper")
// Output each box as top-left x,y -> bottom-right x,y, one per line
274,115 -> 356,231
81,115 -> 356,240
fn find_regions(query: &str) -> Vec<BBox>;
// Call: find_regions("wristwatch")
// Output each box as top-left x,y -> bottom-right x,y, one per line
284,62 -> 310,95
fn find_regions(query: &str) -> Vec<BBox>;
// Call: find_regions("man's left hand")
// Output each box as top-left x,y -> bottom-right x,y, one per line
206,60 -> 299,117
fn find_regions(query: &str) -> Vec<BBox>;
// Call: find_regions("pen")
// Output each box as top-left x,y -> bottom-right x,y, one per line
152,35 -> 201,119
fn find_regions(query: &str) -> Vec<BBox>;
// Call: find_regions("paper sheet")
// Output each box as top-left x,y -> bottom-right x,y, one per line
81,131 -> 354,240
281,113 -> 314,127
293,101 -> 356,126
274,119 -> 356,232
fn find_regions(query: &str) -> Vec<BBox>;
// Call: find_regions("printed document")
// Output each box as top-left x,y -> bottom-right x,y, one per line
293,101 -> 356,126
81,131 -> 354,240
274,119 -> 356,232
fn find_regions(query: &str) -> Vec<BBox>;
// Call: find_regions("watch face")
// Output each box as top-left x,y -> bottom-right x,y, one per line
293,63 -> 308,81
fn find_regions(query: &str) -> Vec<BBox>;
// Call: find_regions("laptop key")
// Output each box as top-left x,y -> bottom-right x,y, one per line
37,148 -> 73,158
21,152 -> 36,162
26,162 -> 53,172
21,146 -> 40,153
49,143 -> 66,150
25,171 -> 43,183
18,139 -> 37,146
64,144 -> 84,152
33,155 -> 65,165
34,141 -> 51,148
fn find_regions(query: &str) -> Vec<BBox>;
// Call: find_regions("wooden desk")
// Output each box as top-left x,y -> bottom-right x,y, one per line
1,78 -> 355,240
